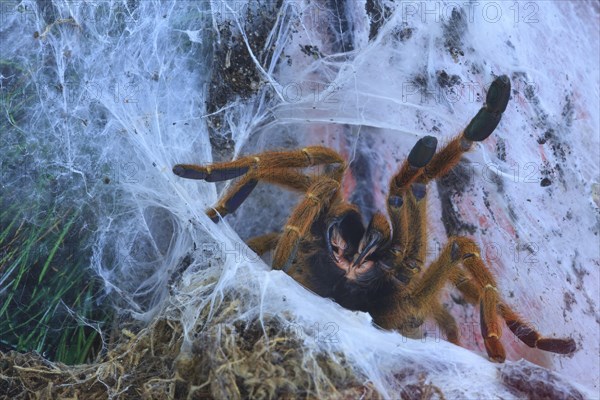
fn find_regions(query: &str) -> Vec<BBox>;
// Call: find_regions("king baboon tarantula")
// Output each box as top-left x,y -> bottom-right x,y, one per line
174,75 -> 576,362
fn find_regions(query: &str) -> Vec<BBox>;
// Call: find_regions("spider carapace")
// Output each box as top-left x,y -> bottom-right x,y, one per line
173,75 -> 576,362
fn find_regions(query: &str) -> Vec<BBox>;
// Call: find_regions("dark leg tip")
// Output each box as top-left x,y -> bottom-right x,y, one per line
486,75 -> 511,114
173,164 -> 249,182
173,164 -> 208,180
463,108 -> 501,142
506,321 -> 538,348
224,179 -> 258,213
537,337 -> 577,354
205,166 -> 249,182
173,165 -> 185,177
411,183 -> 427,200
388,195 -> 403,208
408,135 -> 438,168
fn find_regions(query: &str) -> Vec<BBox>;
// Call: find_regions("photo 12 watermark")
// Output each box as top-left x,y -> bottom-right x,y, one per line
284,321 -> 340,344
401,79 -> 539,106
400,2 -> 540,24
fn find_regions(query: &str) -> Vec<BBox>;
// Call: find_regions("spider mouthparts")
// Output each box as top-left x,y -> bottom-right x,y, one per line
326,221 -> 339,257
352,232 -> 382,269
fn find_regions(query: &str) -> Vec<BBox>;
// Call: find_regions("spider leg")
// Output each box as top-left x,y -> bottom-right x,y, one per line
387,137 -> 438,280
206,168 -> 311,222
400,187 -> 427,274
272,176 -> 341,271
452,273 -> 576,355
173,146 -> 344,182
173,146 -> 345,221
498,303 -> 577,354
419,75 -> 511,183
431,301 -> 460,345
246,233 -> 280,255
375,240 -> 462,338
421,238 -> 577,361
410,240 -> 463,304
405,237 -> 506,360
206,175 -> 258,222
435,237 -> 508,361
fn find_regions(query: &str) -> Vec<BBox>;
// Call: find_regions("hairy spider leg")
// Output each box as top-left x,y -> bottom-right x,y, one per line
173,146 -> 345,221
174,145 -> 351,271
384,75 -> 574,360
451,270 -> 577,357
402,237 -> 505,361
246,233 -> 280,256
173,146 -> 344,182
205,168 -> 311,222
272,176 -> 342,271
498,303 -> 577,354
387,136 -> 438,281
406,237 -> 575,362
385,75 -> 510,279
419,75 -> 511,184
430,300 -> 460,345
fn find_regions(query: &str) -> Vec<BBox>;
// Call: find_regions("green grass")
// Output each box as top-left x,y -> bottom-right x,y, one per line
0,58 -> 112,365
0,201 -> 111,364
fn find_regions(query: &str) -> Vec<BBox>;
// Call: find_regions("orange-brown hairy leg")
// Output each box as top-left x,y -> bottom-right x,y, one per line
246,233 -> 280,256
387,189 -> 429,282
480,285 -> 505,362
273,177 -> 341,271
403,189 -> 428,270
450,237 -> 576,359
409,240 -> 463,304
389,136 -> 438,192
449,237 -> 506,361
174,147 -> 344,222
452,237 -> 498,289
387,137 -> 438,279
498,303 -> 576,354
451,271 -> 480,304
409,236 -> 506,360
419,134 -> 469,184
206,175 -> 258,222
173,146 -> 344,182
389,240 -> 462,339
452,272 -> 504,360
419,75 -> 511,184
431,301 -> 460,345
206,168 -> 313,222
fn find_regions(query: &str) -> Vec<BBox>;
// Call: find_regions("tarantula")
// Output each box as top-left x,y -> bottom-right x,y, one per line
173,75 -> 576,362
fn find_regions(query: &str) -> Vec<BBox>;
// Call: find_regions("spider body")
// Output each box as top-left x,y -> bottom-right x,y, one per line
174,75 -> 576,362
